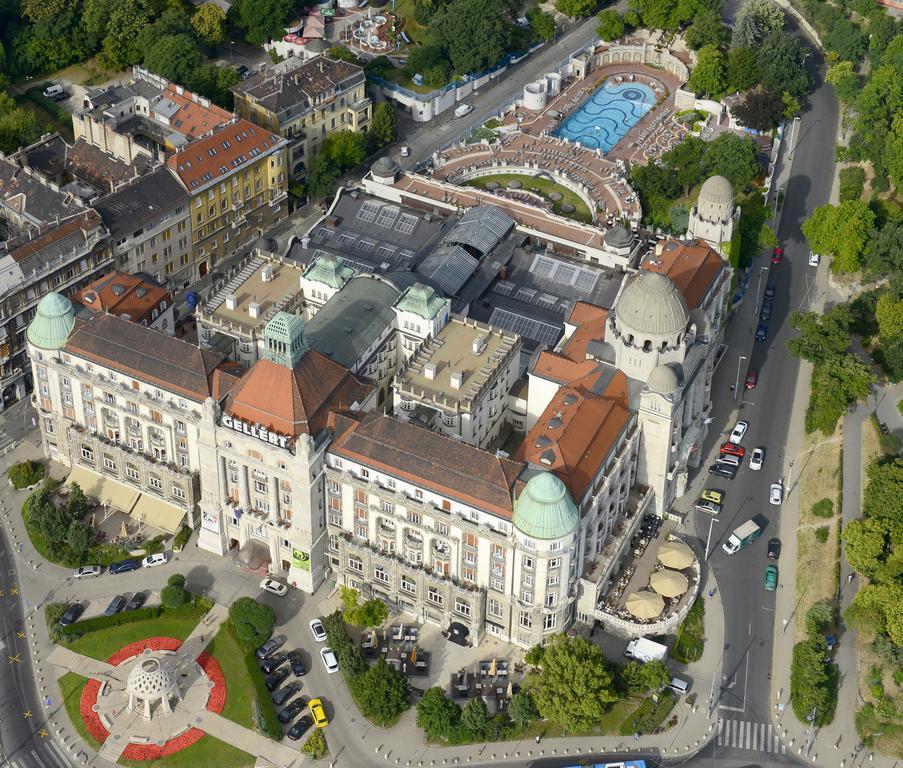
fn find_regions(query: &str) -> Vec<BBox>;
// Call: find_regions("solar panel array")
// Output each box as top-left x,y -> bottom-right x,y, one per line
530,254 -> 599,293
493,281 -> 516,296
489,308 -> 561,347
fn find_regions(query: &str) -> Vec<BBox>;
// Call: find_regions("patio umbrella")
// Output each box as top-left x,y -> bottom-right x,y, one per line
489,658 -> 497,677
119,521 -> 129,539
657,540 -> 694,570
650,568 -> 689,598
625,590 -> 665,620
506,680 -> 514,699
411,647 -> 417,664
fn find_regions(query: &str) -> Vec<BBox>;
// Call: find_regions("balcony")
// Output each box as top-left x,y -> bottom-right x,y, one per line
149,429 -> 166,446
405,530 -> 423,550
432,540 -> 450,558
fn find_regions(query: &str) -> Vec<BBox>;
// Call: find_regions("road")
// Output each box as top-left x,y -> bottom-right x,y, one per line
682,14 -> 839,760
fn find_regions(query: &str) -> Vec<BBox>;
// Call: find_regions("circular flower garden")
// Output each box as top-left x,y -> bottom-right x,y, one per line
79,637 -> 226,761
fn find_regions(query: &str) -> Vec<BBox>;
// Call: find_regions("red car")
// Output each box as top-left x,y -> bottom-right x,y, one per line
771,247 -> 783,264
745,369 -> 758,389
720,442 -> 746,458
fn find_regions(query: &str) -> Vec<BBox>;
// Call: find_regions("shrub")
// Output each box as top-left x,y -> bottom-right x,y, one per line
811,498 -> 835,518
815,526 -> 830,543
161,584 -> 188,609
618,690 -> 677,735
508,690 -> 537,726
45,603 -> 68,643
302,728 -> 328,759
790,635 -> 838,726
839,166 -> 866,201
524,644 -> 545,667
416,687 -> 461,741
143,535 -> 166,556
671,598 -> 705,663
805,601 -> 835,635
59,601 -> 208,641
229,597 -> 276,651
172,525 -> 192,550
239,635 -> 283,740
8,460 -> 45,489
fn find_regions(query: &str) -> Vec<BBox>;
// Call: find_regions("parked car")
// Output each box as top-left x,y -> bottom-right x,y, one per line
264,667 -> 290,692
308,698 -> 329,728
764,283 -> 776,301
708,463 -> 738,479
235,64 -> 251,78
701,488 -> 724,504
755,323 -> 768,342
745,369 -> 758,390
260,578 -> 288,596
124,591 -> 147,611
104,595 -> 127,616
260,653 -> 287,675
288,649 -> 306,677
808,251 -> 821,267
320,647 -> 339,674
141,552 -> 167,568
769,481 -> 784,505
767,538 -> 782,560
271,681 -> 301,707
720,442 -> 746,458
110,558 -> 140,574
309,618 -> 327,642
255,635 -> 286,660
694,499 -> 721,516
759,302 -> 772,321
729,420 -> 749,444
771,246 -> 783,264
278,697 -> 308,724
73,565 -> 101,579
714,453 -> 741,467
42,84 -> 67,100
749,447 -> 765,471
286,714 -> 313,741
59,603 -> 85,626
400,145 -> 410,157
764,564 -> 779,591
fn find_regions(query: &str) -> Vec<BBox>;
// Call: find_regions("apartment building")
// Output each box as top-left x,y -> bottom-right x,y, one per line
72,271 -> 175,333
231,56 -> 371,179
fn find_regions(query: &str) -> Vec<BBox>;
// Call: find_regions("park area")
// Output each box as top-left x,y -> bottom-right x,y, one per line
463,173 -> 593,223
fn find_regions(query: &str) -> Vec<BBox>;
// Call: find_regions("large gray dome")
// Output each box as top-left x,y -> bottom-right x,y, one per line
615,271 -> 689,338
371,156 -> 399,178
647,363 -> 680,394
697,175 -> 734,216
604,224 -> 634,250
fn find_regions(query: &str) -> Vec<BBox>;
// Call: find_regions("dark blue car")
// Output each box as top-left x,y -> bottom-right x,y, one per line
109,558 -> 141,574
755,323 -> 767,342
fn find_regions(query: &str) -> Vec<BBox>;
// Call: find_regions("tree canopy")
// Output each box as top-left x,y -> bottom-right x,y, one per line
802,201 -> 876,273
191,2 -> 227,47
596,9 -> 625,41
350,658 -> 409,725
756,31 -> 811,100
416,687 -> 461,741
229,0 -> 294,45
732,87 -> 785,132
731,0 -> 785,48
787,307 -> 852,364
229,597 -> 276,651
555,0 -> 598,18
433,0 -> 511,74
686,44 -> 727,97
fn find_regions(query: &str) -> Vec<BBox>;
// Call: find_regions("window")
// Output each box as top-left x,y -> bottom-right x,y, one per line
172,485 -> 186,500
102,455 -> 117,471
521,590 -> 533,604
462,566 -> 475,582
381,500 -> 394,514
354,489 -> 367,505
328,480 -> 340,495
522,573 -> 534,587
490,576 -> 503,592
435,522 -> 448,536
348,556 -> 363,573
547,574 -> 560,587
522,555 -> 535,571
427,587 -> 442,606
487,599 -> 503,619
407,510 -> 421,525
80,446 -> 94,462
519,610 -> 532,629
329,534 -> 339,551
254,479 -> 268,494
148,474 -> 162,490
374,566 -> 389,584
546,592 -> 557,607
454,598 -> 471,618
544,613 -> 558,631
401,575 -> 416,594
548,557 -> 561,570
464,533 -> 477,549
354,522 -> 368,539
126,464 -> 139,481
491,543 -> 504,560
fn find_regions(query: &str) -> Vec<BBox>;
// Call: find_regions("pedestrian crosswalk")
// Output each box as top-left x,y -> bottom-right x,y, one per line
718,718 -> 787,754
2,741 -> 73,768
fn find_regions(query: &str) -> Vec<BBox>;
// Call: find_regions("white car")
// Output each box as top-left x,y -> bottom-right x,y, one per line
260,578 -> 288,596
141,553 -> 167,568
728,420 -> 749,444
320,646 -> 339,674
399,145 -> 410,157
808,252 -> 821,267
770,482 -> 784,505
309,618 -> 327,642
73,565 -> 101,579
749,447 -> 765,471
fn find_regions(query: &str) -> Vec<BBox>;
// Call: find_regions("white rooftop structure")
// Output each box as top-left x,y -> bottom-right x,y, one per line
126,656 -> 181,720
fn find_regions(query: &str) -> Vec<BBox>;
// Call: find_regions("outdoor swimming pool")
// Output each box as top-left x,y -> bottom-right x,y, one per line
554,81 -> 656,152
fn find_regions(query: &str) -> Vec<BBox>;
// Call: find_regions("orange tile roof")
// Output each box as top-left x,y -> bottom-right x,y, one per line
73,271 -> 171,326
161,86 -> 232,140
561,303 -> 607,363
642,238 -> 725,310
226,351 -> 373,438
515,370 -> 631,500
166,119 -> 284,192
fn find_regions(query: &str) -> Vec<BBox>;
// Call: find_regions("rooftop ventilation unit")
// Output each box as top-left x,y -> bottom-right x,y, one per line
248,302 -> 261,319
261,265 -> 274,282
424,363 -> 437,380
450,370 -> 463,390
472,335 -> 486,355
225,295 -> 238,310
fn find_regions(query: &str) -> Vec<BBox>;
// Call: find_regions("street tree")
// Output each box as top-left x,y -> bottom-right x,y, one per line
876,292 -> 903,341
460,696 -> 489,738
842,517 -> 893,581
790,634 -> 836,725
825,60 -> 858,106
863,458 -> 903,522
555,0 -> 597,18
726,46 -> 760,92
369,102 -> 397,149
863,221 -> 903,278
846,584 -> 903,645
887,113 -> 903,192
528,635 -> 618,731
351,658 -> 409,725
804,602 -> 835,636
192,3 -> 227,47
757,31 -> 811,100
684,9 -> 727,50
802,200 -> 875,273
686,44 -> 727,97
731,0 -> 785,48
507,691 -> 538,725
229,597 -> 276,651
849,65 -> 903,177
528,8 -> 556,41
806,354 -> 875,434
732,87 -> 784,132
67,520 -> 93,562
416,687 -> 461,741
787,308 -> 852,364
433,0 -> 511,74
596,9 -> 625,41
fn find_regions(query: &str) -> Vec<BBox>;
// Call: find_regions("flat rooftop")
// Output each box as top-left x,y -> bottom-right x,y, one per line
397,317 -> 519,409
199,256 -> 304,335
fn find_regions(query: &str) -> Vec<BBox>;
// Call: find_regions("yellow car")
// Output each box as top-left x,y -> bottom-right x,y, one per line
308,698 -> 328,728
701,488 -> 724,505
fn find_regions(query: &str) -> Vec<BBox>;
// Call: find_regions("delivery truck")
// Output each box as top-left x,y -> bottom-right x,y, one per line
722,519 -> 762,554
623,637 -> 668,663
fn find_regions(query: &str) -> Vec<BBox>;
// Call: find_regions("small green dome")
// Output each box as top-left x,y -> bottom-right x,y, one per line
513,472 -> 578,540
26,292 -> 75,350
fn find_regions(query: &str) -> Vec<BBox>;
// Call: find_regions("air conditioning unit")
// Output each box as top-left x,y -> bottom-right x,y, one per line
261,265 -> 274,282
248,302 -> 261,319
225,295 -> 238,310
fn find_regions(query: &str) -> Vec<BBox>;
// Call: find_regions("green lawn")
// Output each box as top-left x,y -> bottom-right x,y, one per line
119,735 -> 255,768
392,0 -> 433,46
65,614 -> 202,661
463,173 -> 594,224
519,698 -> 637,738
59,672 -> 102,750
15,87 -> 74,141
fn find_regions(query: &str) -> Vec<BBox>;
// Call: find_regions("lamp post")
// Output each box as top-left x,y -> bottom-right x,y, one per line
733,355 -> 747,401
804,707 -> 817,755
229,40 -> 235,61
704,516 -> 719,561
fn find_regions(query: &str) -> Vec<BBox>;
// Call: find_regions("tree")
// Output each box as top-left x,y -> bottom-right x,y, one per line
757,31 -> 811,100
825,61 -> 858,106
843,517 -> 895,581
460,696 -> 489,738
846,584 -> 903,645
641,659 -> 671,690
528,636 -> 618,731
726,46 -> 760,92
508,691 -> 537,725
36,498 -> 72,545
790,634 -> 836,725
863,221 -> 903,279
886,113 -> 903,192
555,0 -> 597,18
806,354 -> 875,434
423,64 -> 452,89
620,661 -> 648,693
787,308 -> 851,364
229,597 -> 276,651
416,687 -> 461,740
405,42 -> 446,78
230,0 -> 294,45
524,643 -> 545,667
876,292 -> 903,341
801,200 -> 875,273
328,45 -> 361,64
838,166 -> 866,202
805,601 -> 835,636
863,458 -> 903,522
161,573 -> 189,609
322,131 -> 366,171
8,460 -> 45,490
67,520 -> 93,562
66,482 -> 91,520
702,132 -> 759,190
528,8 -> 556,42
823,18 -> 865,63
143,34 -> 203,86
731,0 -> 785,47
98,0 -> 151,70
596,9 -> 625,41
433,0 -> 511,74
849,65 -> 903,177
301,729 -> 328,759
351,658 -> 409,724
684,9 -> 727,50
306,152 -> 340,200
192,3 -> 227,47
732,87 -> 784,132
687,44 -> 727,98
369,102 -> 397,149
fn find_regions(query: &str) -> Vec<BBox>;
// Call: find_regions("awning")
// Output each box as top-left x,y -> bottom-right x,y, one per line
67,466 -> 139,514
446,622 -> 470,647
237,539 -> 271,569
131,494 -> 186,535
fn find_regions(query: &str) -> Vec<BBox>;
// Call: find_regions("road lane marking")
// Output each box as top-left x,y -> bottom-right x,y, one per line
38,728 -> 48,738
8,654 -> 21,664
30,749 -> 48,768
22,710 -> 31,717
15,631 -> 24,639
46,739 -> 73,766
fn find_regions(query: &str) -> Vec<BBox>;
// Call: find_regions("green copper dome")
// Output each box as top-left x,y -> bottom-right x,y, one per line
26,292 -> 75,350
395,283 -> 445,320
304,252 -> 353,290
263,311 -> 308,368
513,472 -> 578,540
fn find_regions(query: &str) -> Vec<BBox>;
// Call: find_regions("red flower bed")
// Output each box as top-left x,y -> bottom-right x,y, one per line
76,636 -> 228,761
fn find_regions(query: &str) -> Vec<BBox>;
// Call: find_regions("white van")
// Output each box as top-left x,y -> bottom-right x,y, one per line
142,552 -> 167,568
42,84 -> 66,100
668,676 -> 691,695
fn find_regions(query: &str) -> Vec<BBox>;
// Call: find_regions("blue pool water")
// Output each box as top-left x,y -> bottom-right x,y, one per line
554,81 -> 656,152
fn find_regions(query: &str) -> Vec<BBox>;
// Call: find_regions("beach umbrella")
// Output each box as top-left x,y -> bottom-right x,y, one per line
650,568 -> 689,598
625,590 -> 664,620
657,540 -> 694,570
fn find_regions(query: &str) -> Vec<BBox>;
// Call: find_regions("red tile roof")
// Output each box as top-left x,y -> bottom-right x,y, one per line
73,271 -> 171,326
161,86 -> 232,140
642,238 -> 725,310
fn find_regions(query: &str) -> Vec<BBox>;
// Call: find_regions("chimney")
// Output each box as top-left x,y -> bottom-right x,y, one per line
261,265 -> 274,282
248,302 -> 261,319
450,370 -> 463,390
424,362 -> 437,380
471,334 -> 486,355
225,295 -> 237,310
655,240 -> 665,257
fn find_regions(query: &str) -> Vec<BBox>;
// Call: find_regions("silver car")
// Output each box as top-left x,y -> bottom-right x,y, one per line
73,565 -> 101,579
